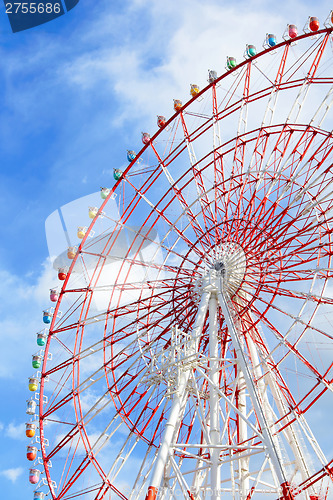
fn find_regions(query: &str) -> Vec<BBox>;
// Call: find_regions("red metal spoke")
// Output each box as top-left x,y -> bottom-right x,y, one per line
37,27 -> 333,500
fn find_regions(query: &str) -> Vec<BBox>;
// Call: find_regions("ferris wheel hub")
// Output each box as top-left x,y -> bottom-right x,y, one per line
212,260 -> 225,274
208,242 -> 247,296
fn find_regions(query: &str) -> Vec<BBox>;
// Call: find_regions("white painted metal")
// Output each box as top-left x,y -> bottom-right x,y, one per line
217,279 -> 289,490
209,293 -> 220,499
309,84 -> 333,128
237,65 -> 250,138
285,79 -> 310,125
237,369 -> 249,499
147,290 -> 210,495
243,314 -> 319,493
212,94 -> 222,153
136,251 -> 327,498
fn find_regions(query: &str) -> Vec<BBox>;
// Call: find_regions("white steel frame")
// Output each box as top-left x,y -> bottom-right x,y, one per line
145,269 -> 323,500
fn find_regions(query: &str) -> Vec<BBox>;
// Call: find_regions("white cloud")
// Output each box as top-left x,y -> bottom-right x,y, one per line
0,259 -> 55,380
55,0 -> 333,133
2,0 -> 331,199
5,422 -> 26,440
0,467 -> 24,483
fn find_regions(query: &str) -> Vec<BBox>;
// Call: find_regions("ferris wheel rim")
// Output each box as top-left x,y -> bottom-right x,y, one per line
36,26 -> 333,500
40,27 -> 333,320
39,159 -> 332,496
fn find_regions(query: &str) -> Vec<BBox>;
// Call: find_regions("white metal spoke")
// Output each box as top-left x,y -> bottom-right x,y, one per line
145,290 -> 210,499
217,282 -> 289,489
38,27 -> 333,500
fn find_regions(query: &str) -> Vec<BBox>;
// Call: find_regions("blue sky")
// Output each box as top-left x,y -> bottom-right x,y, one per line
0,0 -> 333,497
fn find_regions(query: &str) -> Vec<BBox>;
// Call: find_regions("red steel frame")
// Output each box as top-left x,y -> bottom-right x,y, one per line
37,26 -> 333,500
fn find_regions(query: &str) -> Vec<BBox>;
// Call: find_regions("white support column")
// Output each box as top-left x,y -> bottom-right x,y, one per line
217,287 -> 289,490
209,293 -> 220,500
237,369 -> 249,499
145,290 -> 210,500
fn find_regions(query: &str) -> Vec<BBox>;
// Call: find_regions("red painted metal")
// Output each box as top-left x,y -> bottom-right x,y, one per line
145,486 -> 158,500
37,27 -> 333,500
246,487 -> 256,499
149,140 -> 215,250
280,481 -> 295,499
178,110 -> 218,230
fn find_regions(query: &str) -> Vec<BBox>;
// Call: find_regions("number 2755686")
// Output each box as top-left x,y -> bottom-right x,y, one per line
5,3 -> 61,13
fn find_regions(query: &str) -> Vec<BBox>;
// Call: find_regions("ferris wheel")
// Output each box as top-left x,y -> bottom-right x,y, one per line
26,15 -> 333,500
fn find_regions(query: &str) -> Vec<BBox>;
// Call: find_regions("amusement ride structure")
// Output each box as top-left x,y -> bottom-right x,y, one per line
26,15 -> 333,500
